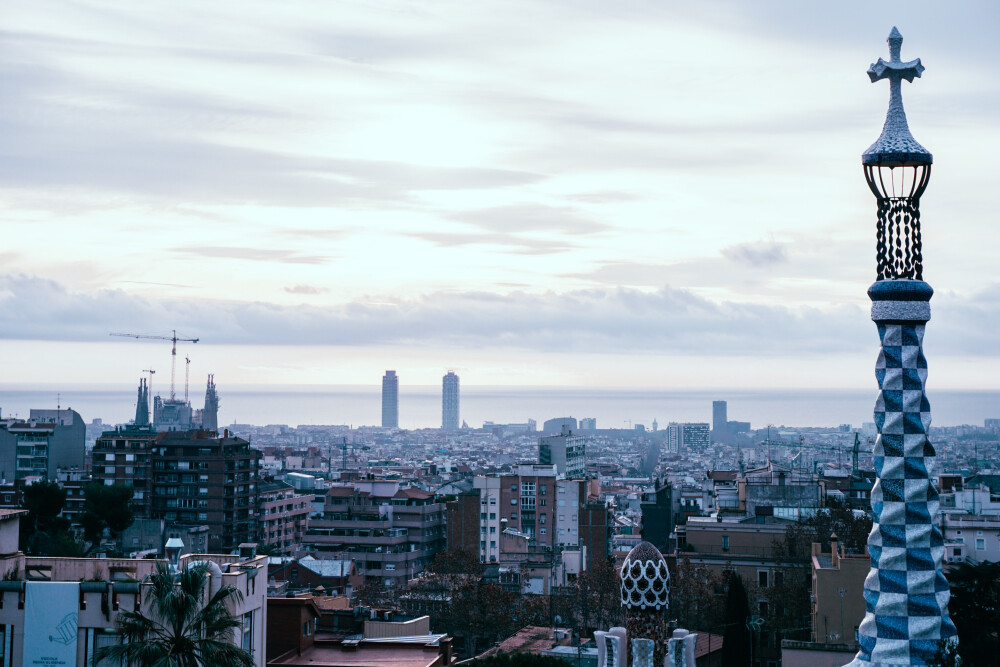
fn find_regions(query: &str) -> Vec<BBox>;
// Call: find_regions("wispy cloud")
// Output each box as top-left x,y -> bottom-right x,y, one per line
171,247 -> 330,265
722,241 -> 787,266
284,285 -> 329,295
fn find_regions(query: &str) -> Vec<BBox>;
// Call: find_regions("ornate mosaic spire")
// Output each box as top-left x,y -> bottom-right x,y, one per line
846,28 -> 957,667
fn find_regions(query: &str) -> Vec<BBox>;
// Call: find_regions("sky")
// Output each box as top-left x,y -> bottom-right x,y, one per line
1,1 -> 999,393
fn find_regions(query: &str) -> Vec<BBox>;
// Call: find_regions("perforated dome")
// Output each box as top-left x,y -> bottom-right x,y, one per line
619,541 -> 669,611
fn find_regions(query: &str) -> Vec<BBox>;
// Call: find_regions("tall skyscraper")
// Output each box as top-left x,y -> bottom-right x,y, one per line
442,371 -> 459,431
382,370 -> 399,428
712,400 -> 727,432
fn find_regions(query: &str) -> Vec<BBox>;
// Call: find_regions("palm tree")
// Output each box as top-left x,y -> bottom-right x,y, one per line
95,562 -> 255,667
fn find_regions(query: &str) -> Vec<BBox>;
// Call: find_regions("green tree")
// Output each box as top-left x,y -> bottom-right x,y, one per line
946,560 -> 1000,666
721,574 -> 751,667
670,558 -> 727,633
81,482 -> 135,543
19,480 -> 75,554
569,558 -> 622,635
427,549 -> 484,577
21,480 -> 67,533
94,562 -> 255,667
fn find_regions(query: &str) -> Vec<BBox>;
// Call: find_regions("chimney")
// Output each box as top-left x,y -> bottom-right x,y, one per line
830,533 -> 840,567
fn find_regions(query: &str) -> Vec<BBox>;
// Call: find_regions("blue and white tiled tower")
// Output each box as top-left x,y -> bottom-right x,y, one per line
846,28 -> 958,666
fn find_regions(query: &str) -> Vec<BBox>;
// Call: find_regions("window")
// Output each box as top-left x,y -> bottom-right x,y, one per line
480,513 -> 487,520
198,487 -> 208,496
758,600 -> 769,617
489,497 -> 496,505
510,485 -> 517,492
510,513 -> 518,520
303,620 -> 312,637
489,513 -> 496,520
480,540 -> 486,550
539,514 -> 546,525
510,498 -> 517,506
540,485 -> 546,495
490,527 -> 496,533
104,466 -> 115,475
385,564 -> 396,571
722,536 -> 730,551
540,527 -> 547,535
758,570 -> 769,588
521,482 -> 535,496
977,538 -> 986,550
490,540 -> 496,548
242,612 -> 254,654
774,571 -> 784,587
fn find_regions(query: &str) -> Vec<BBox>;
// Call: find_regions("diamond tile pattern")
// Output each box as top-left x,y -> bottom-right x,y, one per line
853,322 -> 956,665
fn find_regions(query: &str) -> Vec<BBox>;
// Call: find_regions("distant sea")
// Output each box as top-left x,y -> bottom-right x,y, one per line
0,386 -> 996,430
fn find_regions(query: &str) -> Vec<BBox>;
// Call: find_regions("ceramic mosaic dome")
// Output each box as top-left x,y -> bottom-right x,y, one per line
619,541 -> 669,611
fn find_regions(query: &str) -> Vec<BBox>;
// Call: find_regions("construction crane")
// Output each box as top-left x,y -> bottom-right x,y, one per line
184,355 -> 191,402
110,330 -> 199,400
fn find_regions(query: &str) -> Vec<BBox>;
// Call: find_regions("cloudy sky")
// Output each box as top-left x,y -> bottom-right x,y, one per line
2,1 -> 998,391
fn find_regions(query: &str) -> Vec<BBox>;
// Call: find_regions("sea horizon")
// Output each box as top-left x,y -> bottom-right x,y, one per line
0,384 -> 995,431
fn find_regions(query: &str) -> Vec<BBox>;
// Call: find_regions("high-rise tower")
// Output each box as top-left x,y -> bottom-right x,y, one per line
203,374 -> 219,432
382,370 -> 399,428
712,400 -> 727,433
846,29 -> 956,666
442,371 -> 459,431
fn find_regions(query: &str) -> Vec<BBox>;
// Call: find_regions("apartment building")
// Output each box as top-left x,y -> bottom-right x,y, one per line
91,428 -> 262,553
466,467 -> 610,568
0,409 -> 85,482
302,481 -> 446,587
260,481 -> 311,556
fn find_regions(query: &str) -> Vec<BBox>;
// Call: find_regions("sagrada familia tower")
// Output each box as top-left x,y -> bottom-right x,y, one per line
846,28 -> 957,666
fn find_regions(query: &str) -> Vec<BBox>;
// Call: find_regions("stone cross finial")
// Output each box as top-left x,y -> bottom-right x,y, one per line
868,27 -> 924,84
862,27 -> 932,165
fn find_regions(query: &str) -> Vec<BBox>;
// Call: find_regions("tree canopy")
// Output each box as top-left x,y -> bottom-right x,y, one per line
95,562 -> 255,667
81,482 -> 135,543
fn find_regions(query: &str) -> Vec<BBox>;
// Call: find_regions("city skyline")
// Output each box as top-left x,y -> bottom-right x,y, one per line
2,3 -> 999,391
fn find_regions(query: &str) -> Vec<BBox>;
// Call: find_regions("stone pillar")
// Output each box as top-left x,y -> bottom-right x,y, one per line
667,629 -> 699,667
847,28 -> 958,666
848,281 -> 957,665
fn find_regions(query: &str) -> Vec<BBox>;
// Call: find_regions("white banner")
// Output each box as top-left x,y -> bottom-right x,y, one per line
24,581 -> 80,667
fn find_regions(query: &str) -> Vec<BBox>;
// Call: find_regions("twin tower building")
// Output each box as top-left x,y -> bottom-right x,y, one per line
381,369 -> 460,431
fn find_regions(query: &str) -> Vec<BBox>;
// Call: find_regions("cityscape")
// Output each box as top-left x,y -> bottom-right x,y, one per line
2,3 -> 999,667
